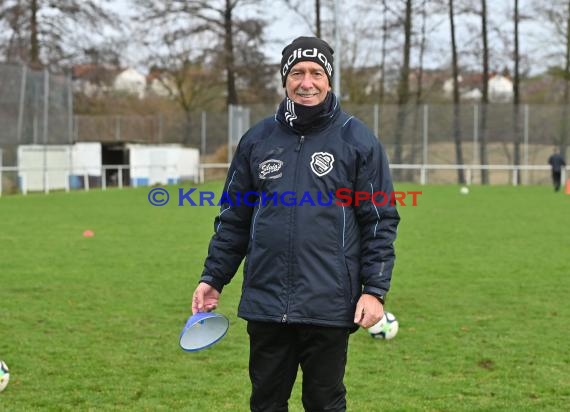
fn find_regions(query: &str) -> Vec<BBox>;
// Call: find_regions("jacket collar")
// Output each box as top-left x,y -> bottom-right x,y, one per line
275,92 -> 340,134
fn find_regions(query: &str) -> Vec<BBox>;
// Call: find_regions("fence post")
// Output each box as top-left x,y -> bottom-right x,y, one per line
201,111 -> 207,154
102,166 -> 107,191
473,104 -> 478,166
67,74 -> 73,144
67,74 -> 74,192
523,104 -> 529,185
43,69 -> 49,144
158,113 -> 163,144
228,105 -> 233,162
44,158 -> 49,194
512,166 -> 518,186
43,69 -> 49,193
115,116 -> 121,141
17,65 -> 27,144
22,173 -> 27,195
421,104 -> 428,185
373,104 -> 379,137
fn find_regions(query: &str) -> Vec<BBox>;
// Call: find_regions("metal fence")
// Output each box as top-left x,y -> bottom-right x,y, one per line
344,103 -> 569,184
0,63 -> 73,145
0,62 -> 73,167
1,62 -> 569,191
73,111 -> 230,155
69,103 -> 570,163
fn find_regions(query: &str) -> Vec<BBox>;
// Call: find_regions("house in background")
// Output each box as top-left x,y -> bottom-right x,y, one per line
443,73 -> 514,103
488,75 -> 514,103
72,65 -> 179,100
113,67 -> 147,99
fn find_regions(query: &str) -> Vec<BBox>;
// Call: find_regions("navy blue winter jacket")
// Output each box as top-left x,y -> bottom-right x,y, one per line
200,95 -> 400,328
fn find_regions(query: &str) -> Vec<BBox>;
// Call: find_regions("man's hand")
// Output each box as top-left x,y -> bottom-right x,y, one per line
353,294 -> 384,328
192,282 -> 220,314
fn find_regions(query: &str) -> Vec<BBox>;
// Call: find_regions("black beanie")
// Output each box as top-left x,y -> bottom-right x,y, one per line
280,36 -> 334,87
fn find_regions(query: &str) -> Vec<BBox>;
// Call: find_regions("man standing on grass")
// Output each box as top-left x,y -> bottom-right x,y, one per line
192,36 -> 399,411
548,148 -> 566,192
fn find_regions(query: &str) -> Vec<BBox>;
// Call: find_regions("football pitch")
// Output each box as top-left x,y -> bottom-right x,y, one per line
1,183 -> 569,411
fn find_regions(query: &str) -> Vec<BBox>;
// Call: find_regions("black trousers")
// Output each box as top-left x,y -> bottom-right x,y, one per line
247,321 -> 350,412
552,170 -> 562,191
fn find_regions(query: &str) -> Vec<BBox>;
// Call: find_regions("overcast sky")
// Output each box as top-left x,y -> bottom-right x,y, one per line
108,0 -> 563,76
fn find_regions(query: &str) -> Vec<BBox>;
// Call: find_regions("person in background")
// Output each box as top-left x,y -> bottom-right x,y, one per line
192,36 -> 400,412
548,147 -> 566,192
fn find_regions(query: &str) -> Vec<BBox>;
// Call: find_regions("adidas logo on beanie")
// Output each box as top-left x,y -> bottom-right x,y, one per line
280,36 -> 334,87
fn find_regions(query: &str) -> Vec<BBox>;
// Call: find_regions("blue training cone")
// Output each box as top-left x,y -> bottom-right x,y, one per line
179,312 -> 229,352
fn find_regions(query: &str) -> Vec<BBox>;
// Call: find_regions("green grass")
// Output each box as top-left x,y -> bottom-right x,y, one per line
1,183 -> 569,411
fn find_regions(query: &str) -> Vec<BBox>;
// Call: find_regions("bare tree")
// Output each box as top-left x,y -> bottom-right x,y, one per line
449,0 -> 466,184
315,0 -> 322,38
0,0 -> 119,69
281,0 -> 327,36
562,0 -> 570,158
415,0 -> 428,105
344,0 -> 400,105
512,0 -> 522,185
136,0 -> 265,107
379,0 -> 389,105
392,0 -> 413,176
562,0 -> 570,157
537,0 -> 570,157
408,0 -> 429,179
479,0 -> 490,184
146,41 -> 225,145
566,2 -> 570,105
232,18 -> 280,104
560,0 -> 570,159
379,0 -> 396,105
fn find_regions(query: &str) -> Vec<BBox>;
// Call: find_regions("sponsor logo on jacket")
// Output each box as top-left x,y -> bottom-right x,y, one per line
259,159 -> 283,179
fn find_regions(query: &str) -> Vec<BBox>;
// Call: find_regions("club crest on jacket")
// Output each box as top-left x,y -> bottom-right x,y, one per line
310,152 -> 335,177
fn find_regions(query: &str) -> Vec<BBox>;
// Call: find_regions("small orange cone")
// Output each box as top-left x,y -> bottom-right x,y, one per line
565,179 -> 570,195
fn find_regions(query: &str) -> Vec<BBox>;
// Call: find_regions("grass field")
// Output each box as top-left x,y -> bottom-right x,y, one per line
1,182 -> 569,411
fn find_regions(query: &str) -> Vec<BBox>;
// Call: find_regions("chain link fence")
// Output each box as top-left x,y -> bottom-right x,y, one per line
0,63 -> 73,147
344,103 -> 569,184
0,63 -> 73,192
68,103 -> 570,166
88,102 -> 563,186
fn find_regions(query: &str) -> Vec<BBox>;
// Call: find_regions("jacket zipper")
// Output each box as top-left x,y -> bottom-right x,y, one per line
283,134 -> 305,322
295,135 -> 305,152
